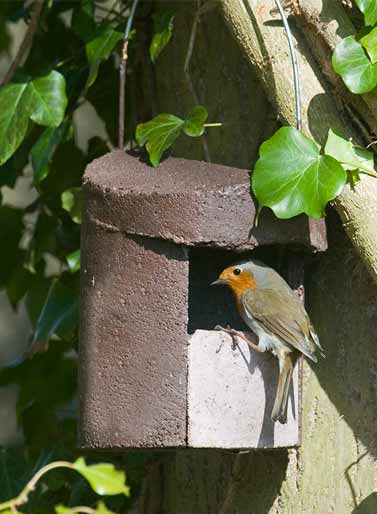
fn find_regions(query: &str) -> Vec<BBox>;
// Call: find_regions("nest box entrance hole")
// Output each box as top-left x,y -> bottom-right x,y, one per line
188,245 -> 305,334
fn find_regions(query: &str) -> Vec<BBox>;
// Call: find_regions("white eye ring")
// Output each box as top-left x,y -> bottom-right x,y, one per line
233,268 -> 241,276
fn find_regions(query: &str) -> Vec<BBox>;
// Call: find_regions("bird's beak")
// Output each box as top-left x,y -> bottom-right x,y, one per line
211,278 -> 225,286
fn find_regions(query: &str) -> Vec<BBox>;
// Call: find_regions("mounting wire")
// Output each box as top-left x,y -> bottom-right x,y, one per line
119,0 -> 140,149
274,0 -> 302,131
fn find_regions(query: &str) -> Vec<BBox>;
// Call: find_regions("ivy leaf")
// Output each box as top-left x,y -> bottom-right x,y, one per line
66,249 -> 80,273
28,71 -> 68,127
31,279 -> 79,347
31,121 -> 70,184
252,126 -> 347,219
0,71 -> 67,166
86,25 -> 123,88
355,0 -> 377,26
332,36 -> 377,94
96,501 -> 117,514
136,113 -> 184,167
324,129 -> 377,177
61,187 -> 82,224
72,0 -> 96,42
150,9 -> 175,62
360,27 -> 377,64
73,457 -> 130,496
136,106 -> 208,166
183,105 -> 208,137
0,82 -> 31,165
55,506 -> 74,514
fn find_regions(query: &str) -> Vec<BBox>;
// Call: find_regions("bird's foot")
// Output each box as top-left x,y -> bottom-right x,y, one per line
214,325 -> 263,353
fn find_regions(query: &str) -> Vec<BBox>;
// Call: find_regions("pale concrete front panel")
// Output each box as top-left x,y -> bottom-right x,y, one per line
188,330 -> 300,448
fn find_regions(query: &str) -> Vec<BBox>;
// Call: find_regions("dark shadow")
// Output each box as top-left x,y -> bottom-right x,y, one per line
318,0 -> 359,39
351,494 -> 377,514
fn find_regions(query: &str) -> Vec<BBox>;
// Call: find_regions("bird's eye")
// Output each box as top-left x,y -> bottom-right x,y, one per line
233,268 -> 241,276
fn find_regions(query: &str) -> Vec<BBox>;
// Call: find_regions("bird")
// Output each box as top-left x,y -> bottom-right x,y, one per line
211,259 -> 324,424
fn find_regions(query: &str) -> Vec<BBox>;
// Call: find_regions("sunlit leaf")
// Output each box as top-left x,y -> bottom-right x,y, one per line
332,36 -> 377,94
28,71 -> 68,127
355,0 -> 377,26
252,126 -> 347,219
360,26 -> 377,64
73,457 -> 130,496
66,249 -> 80,273
136,113 -> 184,167
86,25 -> 123,88
0,82 -> 31,165
136,106 -> 208,166
96,501 -> 117,514
31,279 -> 79,346
183,105 -> 208,137
0,71 -> 67,166
324,129 -> 377,177
61,187 -> 82,224
150,9 -> 175,62
55,505 -> 75,514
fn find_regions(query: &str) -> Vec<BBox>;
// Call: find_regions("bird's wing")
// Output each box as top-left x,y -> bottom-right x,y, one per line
242,288 -> 319,361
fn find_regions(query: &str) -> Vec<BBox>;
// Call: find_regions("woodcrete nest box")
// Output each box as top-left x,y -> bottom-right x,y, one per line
79,151 -> 327,450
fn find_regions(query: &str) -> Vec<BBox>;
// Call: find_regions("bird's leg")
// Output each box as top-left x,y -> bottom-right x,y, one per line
214,325 -> 264,353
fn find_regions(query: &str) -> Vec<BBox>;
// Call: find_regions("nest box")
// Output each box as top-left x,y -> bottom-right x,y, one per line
78,151 -> 327,450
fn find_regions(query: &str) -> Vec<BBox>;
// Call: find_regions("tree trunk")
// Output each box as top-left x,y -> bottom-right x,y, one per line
138,3 -> 377,513
219,0 -> 377,287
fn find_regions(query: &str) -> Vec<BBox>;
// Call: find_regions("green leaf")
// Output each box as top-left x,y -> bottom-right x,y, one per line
73,457 -> 130,496
355,0 -> 377,26
360,26 -> 377,64
31,121 -> 70,184
252,126 -> 347,219
61,187 -> 82,224
31,279 -> 79,346
86,26 -> 123,88
55,506 -> 75,514
0,82 -> 31,165
136,106 -> 208,166
183,105 -> 208,137
332,36 -> 377,94
136,113 -> 184,167
324,129 -> 377,177
72,0 -> 96,42
150,9 -> 175,62
28,71 -> 68,127
66,249 -> 80,273
96,501 -> 117,514
0,72 -> 67,166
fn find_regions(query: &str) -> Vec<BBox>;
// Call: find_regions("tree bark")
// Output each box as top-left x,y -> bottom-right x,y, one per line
139,3 -> 377,513
219,0 -> 377,285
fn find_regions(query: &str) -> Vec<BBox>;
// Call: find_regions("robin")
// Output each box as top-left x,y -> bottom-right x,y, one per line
211,259 -> 324,424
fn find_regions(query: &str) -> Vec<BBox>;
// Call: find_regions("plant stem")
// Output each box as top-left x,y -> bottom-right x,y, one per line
0,461 -> 73,511
118,0 -> 140,149
204,122 -> 223,127
1,0 -> 45,86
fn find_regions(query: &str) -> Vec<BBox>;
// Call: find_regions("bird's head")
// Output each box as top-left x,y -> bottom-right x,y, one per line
211,262 -> 257,297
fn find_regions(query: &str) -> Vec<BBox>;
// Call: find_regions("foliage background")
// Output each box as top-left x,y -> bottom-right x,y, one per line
1,1 -> 377,513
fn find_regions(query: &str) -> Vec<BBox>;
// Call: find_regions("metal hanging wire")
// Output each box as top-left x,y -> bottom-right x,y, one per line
274,0 -> 302,131
119,0 -> 140,149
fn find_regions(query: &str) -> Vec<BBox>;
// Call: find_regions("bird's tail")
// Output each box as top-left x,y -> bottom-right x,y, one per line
271,354 -> 295,424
